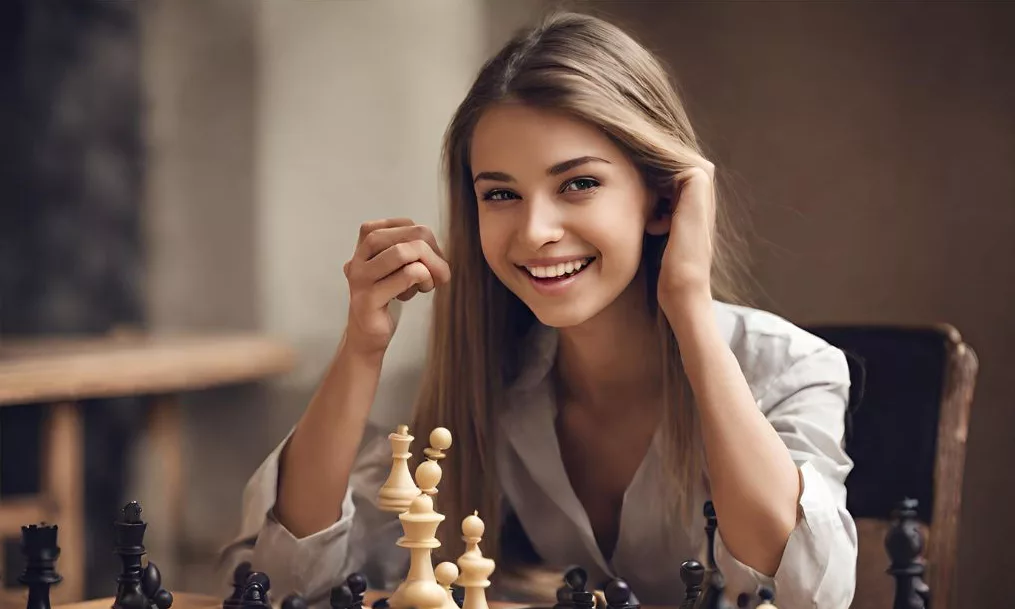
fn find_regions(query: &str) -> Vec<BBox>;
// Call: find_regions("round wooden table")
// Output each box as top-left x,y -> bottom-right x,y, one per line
0,332 -> 296,603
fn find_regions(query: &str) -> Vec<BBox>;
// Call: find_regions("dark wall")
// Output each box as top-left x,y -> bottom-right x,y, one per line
0,0 -> 147,597
577,1 -> 1013,605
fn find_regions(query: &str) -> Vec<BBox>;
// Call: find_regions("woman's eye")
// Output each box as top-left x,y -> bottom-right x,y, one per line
482,189 -> 518,202
562,177 -> 600,192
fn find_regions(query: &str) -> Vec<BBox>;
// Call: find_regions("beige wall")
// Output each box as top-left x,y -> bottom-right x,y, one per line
140,0 -> 535,592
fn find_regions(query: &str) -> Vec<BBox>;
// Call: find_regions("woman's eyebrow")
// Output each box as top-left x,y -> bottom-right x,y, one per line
473,156 -> 611,184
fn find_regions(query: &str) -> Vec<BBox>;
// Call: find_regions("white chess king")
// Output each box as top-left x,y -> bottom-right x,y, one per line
377,425 -> 419,513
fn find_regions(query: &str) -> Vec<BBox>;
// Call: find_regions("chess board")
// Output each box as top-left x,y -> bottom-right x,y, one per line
5,424 -> 933,609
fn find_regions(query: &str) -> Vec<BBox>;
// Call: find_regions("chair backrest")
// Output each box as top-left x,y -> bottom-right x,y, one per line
805,323 -> 977,609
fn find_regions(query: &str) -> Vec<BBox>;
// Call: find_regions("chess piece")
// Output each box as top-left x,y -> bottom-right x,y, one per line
112,502 -> 154,609
224,563 -> 252,609
558,567 -> 592,609
603,578 -> 638,609
703,501 -> 717,570
435,562 -> 461,609
552,584 -> 572,609
418,428 -> 452,500
451,585 -> 465,609
346,573 -> 368,609
141,562 -> 174,609
885,498 -> 930,609
756,587 -> 777,608
698,502 -> 729,609
698,571 -> 728,609
19,524 -> 62,609
455,512 -> 497,609
282,594 -> 309,609
388,489 -> 447,609
678,560 -> 703,609
378,425 -> 420,513
331,584 -> 354,609
240,577 -> 270,609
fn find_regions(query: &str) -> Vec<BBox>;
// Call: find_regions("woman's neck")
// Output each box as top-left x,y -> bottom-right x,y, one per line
554,274 -> 664,415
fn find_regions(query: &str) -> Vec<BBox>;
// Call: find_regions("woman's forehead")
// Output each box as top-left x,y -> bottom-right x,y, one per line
470,104 -> 623,176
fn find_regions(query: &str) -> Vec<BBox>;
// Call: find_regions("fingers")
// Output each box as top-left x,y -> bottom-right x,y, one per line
345,220 -> 451,309
366,262 -> 433,309
357,218 -> 415,247
358,223 -> 446,261
363,239 -> 450,288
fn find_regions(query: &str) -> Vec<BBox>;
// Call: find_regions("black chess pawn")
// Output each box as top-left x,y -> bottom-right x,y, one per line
141,562 -> 174,609
563,567 -> 593,609
19,524 -> 63,609
678,560 -> 704,609
282,593 -> 309,609
224,562 -> 252,609
331,583 -> 354,609
603,578 -> 638,609
345,573 -> 368,609
241,579 -> 270,609
552,584 -> 571,609
885,498 -> 930,609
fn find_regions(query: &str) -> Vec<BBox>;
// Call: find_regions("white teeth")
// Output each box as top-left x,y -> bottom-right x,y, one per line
525,257 -> 593,279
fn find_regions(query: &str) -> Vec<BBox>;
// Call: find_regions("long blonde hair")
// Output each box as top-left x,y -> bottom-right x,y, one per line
411,10 -> 749,572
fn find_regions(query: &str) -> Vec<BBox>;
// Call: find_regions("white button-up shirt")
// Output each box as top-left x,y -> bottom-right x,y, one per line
223,302 -> 858,609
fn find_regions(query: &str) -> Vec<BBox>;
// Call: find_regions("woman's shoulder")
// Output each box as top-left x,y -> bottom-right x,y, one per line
713,300 -> 850,400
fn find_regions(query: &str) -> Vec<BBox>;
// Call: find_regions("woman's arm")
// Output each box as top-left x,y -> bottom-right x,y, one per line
668,297 -> 801,576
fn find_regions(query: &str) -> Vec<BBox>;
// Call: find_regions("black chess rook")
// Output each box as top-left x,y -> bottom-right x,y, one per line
19,523 -> 63,609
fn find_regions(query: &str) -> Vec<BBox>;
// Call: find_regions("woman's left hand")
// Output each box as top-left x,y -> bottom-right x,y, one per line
653,156 -> 717,319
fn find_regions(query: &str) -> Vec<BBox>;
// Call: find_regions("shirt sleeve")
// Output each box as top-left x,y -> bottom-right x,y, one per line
218,426 -> 409,606
713,343 -> 859,609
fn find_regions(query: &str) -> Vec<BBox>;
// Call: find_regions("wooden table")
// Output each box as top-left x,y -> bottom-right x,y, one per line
46,590 -> 674,609
0,333 -> 297,604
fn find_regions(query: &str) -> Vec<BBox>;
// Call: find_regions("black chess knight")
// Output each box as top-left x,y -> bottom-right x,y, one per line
112,501 -> 174,609
19,523 -> 63,609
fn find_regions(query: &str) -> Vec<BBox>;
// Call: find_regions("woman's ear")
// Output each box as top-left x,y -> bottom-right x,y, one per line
645,196 -> 672,236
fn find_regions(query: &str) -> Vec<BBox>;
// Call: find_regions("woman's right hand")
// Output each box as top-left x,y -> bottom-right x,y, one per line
342,218 -> 451,359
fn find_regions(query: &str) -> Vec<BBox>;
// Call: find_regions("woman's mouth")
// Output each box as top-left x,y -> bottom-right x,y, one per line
517,256 -> 596,294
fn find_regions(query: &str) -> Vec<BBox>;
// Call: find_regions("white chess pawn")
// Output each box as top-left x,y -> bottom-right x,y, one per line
434,562 -> 461,609
424,427 -> 452,462
455,511 -> 495,609
378,425 -> 419,513
389,467 -> 447,609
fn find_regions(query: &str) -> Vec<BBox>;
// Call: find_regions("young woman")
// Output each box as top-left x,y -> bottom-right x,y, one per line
224,11 -> 857,609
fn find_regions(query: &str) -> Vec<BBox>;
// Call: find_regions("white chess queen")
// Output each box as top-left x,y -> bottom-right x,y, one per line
226,10 -> 858,609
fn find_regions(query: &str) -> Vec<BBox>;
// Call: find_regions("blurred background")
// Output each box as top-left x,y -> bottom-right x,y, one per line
0,0 -> 1012,607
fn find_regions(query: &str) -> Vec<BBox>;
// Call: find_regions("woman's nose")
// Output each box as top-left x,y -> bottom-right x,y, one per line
518,198 -> 565,248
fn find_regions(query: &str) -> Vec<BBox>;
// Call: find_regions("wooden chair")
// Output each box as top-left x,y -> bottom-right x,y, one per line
805,323 -> 977,609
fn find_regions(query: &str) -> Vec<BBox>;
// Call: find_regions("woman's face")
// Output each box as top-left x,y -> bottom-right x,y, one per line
470,103 -> 657,328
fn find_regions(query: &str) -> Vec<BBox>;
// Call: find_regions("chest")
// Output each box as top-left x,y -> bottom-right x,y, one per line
555,403 -> 658,559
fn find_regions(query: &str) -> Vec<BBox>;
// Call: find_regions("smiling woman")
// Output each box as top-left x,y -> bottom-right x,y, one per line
225,10 -> 859,609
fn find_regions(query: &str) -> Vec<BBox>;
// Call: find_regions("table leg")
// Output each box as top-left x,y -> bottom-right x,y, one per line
149,396 -> 183,579
42,401 -> 85,603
